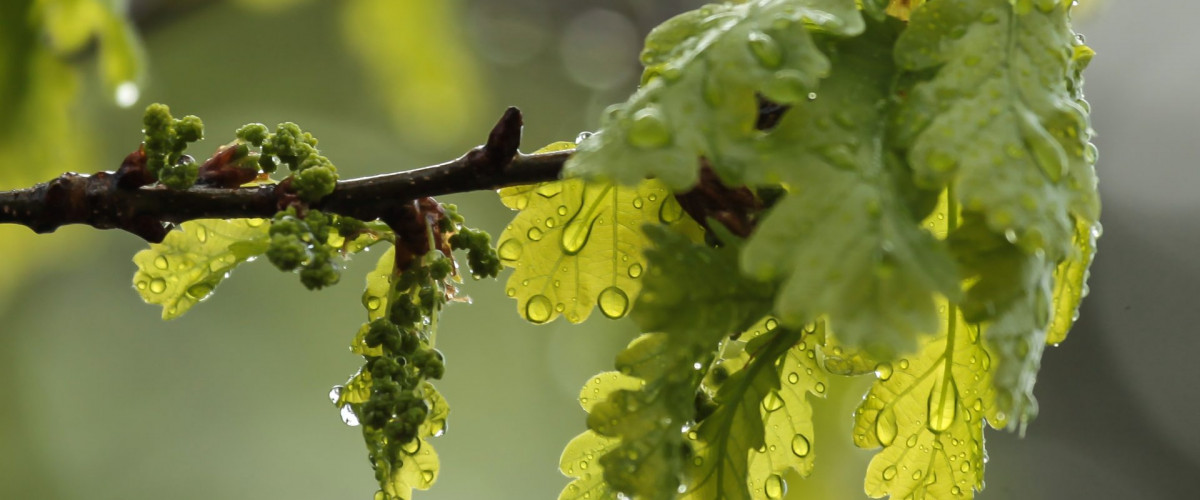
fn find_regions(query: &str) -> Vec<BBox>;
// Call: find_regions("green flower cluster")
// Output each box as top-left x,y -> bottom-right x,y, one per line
142,103 -> 204,189
265,208 -> 357,290
360,253 -> 450,457
237,121 -> 339,202
441,204 -> 501,279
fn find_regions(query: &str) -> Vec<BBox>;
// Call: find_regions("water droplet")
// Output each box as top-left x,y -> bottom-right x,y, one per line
960,462 -> 971,473
764,474 -> 786,499
149,278 -> 167,294
374,490 -> 386,500
525,295 -> 554,323
498,239 -> 523,261
366,297 -> 381,310
561,217 -> 597,255
114,81 -> 140,108
882,465 -> 898,481
787,372 -> 799,384
430,418 -> 447,437
246,219 -> 264,227
913,470 -> 924,480
898,359 -> 910,369
340,404 -> 360,426
875,408 -> 898,446
791,434 -> 810,457
402,438 -> 421,454
627,263 -> 643,278
1017,111 -> 1067,181
527,227 -> 544,241
195,226 -> 208,243
851,352 -> 885,378
186,283 -> 213,300
557,206 -> 569,216
537,183 -> 564,198
747,31 -> 783,68
135,280 -> 148,290
154,256 -> 169,270
632,197 -> 644,209
575,131 -> 593,144
658,195 -> 683,223
807,92 -> 818,101
814,382 -> 825,394
505,288 -> 516,297
421,470 -> 435,483
906,434 -> 919,448
927,376 -> 959,432
597,287 -> 629,318
628,107 -> 671,149
761,391 -> 784,412
328,386 -> 343,405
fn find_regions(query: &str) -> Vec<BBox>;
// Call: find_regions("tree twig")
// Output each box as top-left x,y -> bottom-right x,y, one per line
0,107 -> 569,243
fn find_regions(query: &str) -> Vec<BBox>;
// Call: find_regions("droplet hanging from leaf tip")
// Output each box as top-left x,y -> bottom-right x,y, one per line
597,286 -> 629,319
526,295 -> 554,323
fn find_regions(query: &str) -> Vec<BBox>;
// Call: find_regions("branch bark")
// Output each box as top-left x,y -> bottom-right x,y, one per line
0,107 -> 569,242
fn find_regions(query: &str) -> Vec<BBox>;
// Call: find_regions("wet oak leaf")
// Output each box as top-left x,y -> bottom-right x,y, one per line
741,21 -> 958,354
852,303 -> 1002,500
566,0 -> 865,189
570,227 -> 774,499
894,0 -> 1099,259
558,372 -> 643,500
499,143 -> 703,325
132,219 -> 270,319
681,323 -> 823,500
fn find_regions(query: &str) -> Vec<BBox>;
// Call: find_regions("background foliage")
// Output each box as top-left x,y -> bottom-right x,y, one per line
0,0 -> 1197,499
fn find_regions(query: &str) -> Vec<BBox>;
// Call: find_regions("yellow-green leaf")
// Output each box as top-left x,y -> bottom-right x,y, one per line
852,303 -> 1001,499
558,372 -> 642,500
132,219 -> 270,319
1047,217 -> 1097,344
681,323 -> 824,500
498,145 -> 703,324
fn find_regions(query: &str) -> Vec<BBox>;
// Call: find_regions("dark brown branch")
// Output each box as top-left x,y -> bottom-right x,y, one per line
0,107 -> 569,243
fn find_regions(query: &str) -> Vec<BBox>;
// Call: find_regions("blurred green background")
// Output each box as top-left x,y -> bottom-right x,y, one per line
0,1 -> 1196,499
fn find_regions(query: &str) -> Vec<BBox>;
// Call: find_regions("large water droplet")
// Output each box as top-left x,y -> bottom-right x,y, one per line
149,278 -> 167,294
658,195 -> 683,223
875,362 -> 893,380
328,385 -> 343,405
526,295 -> 554,323
761,391 -> 784,412
747,31 -> 783,68
497,239 -> 523,261
561,217 -> 597,255
882,465 -> 898,481
1017,111 -> 1067,181
927,375 -> 959,432
597,287 -> 629,318
875,408 -> 898,446
764,474 -> 786,499
627,263 -> 643,278
186,283 -> 213,300
527,227 -> 544,241
340,404 -> 360,426
537,182 -> 564,198
628,107 -> 671,149
154,256 -> 169,270
791,434 -> 810,457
